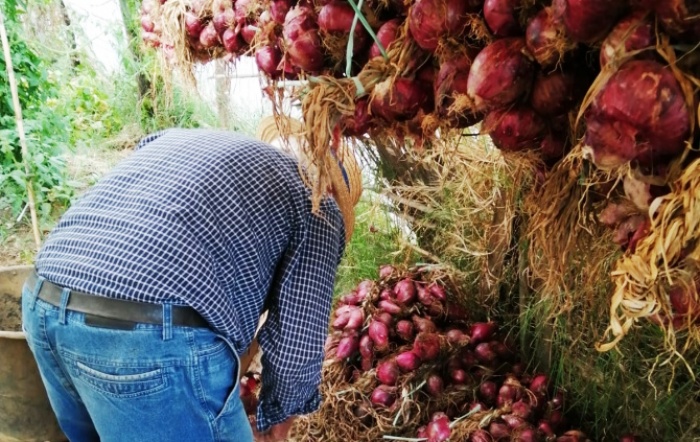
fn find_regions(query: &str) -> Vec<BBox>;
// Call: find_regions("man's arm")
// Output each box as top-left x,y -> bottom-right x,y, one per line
254,203 -> 345,437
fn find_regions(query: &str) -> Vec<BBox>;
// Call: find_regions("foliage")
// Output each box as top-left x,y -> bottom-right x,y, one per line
0,4 -> 73,221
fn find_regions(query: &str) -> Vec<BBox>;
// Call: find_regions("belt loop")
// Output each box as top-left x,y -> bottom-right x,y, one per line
162,303 -> 173,341
58,288 -> 71,325
28,273 -> 44,311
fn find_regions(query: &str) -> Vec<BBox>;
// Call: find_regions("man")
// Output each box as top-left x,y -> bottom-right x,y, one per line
21,124 -> 361,441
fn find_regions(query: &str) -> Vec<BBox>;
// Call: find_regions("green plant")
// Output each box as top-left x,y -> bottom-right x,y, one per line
0,3 -> 73,221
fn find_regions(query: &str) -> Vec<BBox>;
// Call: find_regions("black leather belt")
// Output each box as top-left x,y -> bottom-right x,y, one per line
27,271 -> 209,329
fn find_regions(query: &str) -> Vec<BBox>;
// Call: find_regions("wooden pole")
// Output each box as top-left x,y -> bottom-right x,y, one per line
0,11 -> 43,251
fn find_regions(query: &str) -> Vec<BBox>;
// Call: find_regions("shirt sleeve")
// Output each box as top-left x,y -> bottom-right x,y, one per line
255,202 -> 345,432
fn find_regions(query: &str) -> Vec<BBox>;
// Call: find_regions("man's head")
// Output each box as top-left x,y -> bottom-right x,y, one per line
256,116 -> 362,241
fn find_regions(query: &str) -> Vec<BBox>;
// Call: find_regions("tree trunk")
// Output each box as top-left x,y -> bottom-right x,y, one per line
214,59 -> 231,128
118,0 -> 150,100
57,0 -> 80,70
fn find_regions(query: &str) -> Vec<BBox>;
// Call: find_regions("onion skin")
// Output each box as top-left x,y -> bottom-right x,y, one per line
359,333 -> 374,359
484,0 -> 522,37
434,52 -> 475,118
408,0 -> 475,52
335,332 -> 359,359
395,319 -> 416,342
412,315 -> 437,334
222,28 -> 244,53
599,11 -> 654,68
489,421 -> 512,440
318,0 -> 369,52
379,300 -> 403,315
582,60 -> 690,169
470,429 -> 493,442
425,373 -> 445,396
467,38 -> 535,112
653,0 -> 700,40
530,70 -> 577,117
370,19 -> 401,59
484,106 -> 547,152
375,311 -> 395,327
199,22 -> 220,48
394,279 -> 417,304
552,0 -> 624,43
185,12 -> 204,38
270,0 -> 292,24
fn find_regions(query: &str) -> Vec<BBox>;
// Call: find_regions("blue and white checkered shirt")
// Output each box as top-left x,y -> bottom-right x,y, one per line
35,128 -> 346,431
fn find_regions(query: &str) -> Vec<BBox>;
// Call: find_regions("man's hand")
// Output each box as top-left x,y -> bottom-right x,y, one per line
252,416 -> 297,442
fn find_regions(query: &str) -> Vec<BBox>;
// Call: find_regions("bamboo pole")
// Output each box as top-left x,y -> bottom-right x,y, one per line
0,11 -> 43,251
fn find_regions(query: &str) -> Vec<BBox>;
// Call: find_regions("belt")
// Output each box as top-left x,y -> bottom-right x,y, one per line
27,271 -> 209,329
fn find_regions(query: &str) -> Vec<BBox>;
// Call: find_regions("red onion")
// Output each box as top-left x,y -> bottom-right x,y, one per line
394,279 -> 417,304
599,11 -> 654,68
185,12 -> 204,38
369,19 -> 401,59
213,7 -> 235,35
669,280 -> 700,321
619,434 -> 640,442
335,304 -> 356,317
270,0 -> 292,24
556,430 -> 589,442
412,315 -> 437,333
426,412 -> 451,442
446,329 -> 470,346
332,311 -> 351,329
361,355 -> 374,371
484,0 -> 522,37
511,400 -> 534,420
425,373 -> 445,396
474,342 -> 498,364
512,426 -> 539,442
199,22 -> 219,48
538,421 -> 556,438
379,264 -> 396,279
427,283 -> 446,301
396,351 -> 422,372
374,311 -> 395,326
548,410 -> 567,432
653,0 -> 700,40
459,349 -> 477,367
502,414 -> 528,429
530,70 -> 577,117
623,174 -> 653,212
550,390 -> 565,410
369,320 -> 390,350
370,77 -> 429,121
318,0 -> 368,52
446,302 -> 469,322
283,7 -> 325,73
336,332 -> 359,359
417,426 -> 428,439
395,320 -> 415,342
359,333 -> 374,359
467,38 -> 535,112
552,0 -> 624,43
479,380 -> 498,404
240,24 -> 257,44
582,60 -> 690,169
141,15 -> 155,33
408,0 -> 473,52
370,385 -> 397,407
376,358 -> 400,385
378,300 -> 402,315
529,374 -> 550,398
450,368 -> 470,385
539,131 -> 568,163
357,280 -> 374,300
379,288 -> 395,301
234,0 -> 254,25
525,7 -> 569,68
416,283 -> 434,306
344,308 -> 365,330
484,106 -> 547,152
489,421 -> 512,439
324,331 -> 340,353
470,430 -> 493,442
497,383 -> 519,407
469,322 -> 498,344
413,332 -> 441,361
434,53 -> 474,118
222,28 -> 244,53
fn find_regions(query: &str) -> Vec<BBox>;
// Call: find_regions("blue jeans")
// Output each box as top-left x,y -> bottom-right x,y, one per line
21,278 -> 254,442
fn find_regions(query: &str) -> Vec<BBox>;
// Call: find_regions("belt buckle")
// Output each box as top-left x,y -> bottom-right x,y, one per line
84,314 -> 137,330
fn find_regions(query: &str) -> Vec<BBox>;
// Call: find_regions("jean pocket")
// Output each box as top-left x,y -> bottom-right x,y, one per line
196,336 -> 240,421
65,355 -> 168,399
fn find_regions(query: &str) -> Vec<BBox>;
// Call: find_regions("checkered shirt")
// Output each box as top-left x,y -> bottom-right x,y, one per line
35,128 -> 346,431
